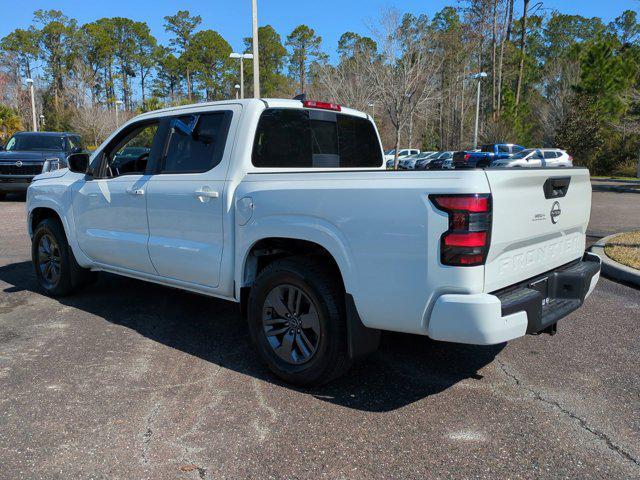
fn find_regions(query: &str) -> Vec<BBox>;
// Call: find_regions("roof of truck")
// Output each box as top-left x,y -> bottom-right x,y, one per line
134,98 -> 369,121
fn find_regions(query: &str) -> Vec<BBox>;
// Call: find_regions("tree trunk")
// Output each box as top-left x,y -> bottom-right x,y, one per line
460,68 -> 466,148
515,0 -> 530,111
491,0 -> 498,120
393,125 -> 401,170
300,60 -> 306,93
186,68 -> 192,101
408,114 -> 414,149
497,0 -> 513,117
140,67 -> 146,108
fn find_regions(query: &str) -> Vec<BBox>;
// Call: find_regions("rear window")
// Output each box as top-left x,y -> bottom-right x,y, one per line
480,145 -> 494,152
252,108 -> 382,168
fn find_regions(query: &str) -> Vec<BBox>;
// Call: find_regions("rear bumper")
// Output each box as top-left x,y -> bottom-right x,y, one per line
427,253 -> 601,345
0,176 -> 33,192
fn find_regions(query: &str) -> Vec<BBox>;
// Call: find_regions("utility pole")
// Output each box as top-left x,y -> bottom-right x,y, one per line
470,72 -> 487,149
252,0 -> 260,98
26,78 -> 37,132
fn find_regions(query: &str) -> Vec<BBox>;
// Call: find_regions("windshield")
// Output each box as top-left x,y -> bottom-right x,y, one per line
5,134 -> 64,152
385,149 -> 396,155
511,149 -> 533,159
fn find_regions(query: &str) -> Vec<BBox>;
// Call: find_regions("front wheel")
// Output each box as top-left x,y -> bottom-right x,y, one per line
32,218 -> 96,297
247,256 -> 351,386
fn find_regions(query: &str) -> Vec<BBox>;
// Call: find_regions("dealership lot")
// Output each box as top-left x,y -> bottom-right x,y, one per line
0,192 -> 639,479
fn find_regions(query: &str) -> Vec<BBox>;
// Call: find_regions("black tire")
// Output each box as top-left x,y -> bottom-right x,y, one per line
0,193 -> 6,200
32,218 -> 96,297
247,256 -> 351,386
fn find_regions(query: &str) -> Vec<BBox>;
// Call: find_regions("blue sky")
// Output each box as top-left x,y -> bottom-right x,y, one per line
4,0 -> 639,59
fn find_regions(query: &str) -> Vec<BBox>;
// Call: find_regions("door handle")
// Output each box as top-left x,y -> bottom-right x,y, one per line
194,187 -> 219,200
126,188 -> 145,196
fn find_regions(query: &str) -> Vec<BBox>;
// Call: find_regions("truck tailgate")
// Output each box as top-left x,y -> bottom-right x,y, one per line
484,168 -> 591,292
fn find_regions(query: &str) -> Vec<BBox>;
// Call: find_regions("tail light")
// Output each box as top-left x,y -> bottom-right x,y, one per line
302,100 -> 341,112
464,153 -> 471,161
429,194 -> 492,267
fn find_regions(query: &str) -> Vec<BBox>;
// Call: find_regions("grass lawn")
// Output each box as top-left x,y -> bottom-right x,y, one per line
605,231 -> 640,270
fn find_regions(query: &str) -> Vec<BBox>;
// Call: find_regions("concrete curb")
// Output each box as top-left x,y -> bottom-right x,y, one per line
590,233 -> 640,289
591,185 -> 640,195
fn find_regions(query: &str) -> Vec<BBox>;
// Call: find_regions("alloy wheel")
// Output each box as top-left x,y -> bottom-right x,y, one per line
262,284 -> 321,365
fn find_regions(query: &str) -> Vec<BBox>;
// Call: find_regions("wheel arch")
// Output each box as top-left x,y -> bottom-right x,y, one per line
240,236 -> 350,292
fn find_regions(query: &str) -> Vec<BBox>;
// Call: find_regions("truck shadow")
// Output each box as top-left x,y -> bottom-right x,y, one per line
0,261 -> 504,413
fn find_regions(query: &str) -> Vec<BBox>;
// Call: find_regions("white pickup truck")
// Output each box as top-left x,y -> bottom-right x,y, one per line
26,98 -> 601,385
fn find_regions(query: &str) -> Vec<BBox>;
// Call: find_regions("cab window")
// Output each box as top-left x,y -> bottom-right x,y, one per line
161,112 -> 232,174
252,108 -> 382,168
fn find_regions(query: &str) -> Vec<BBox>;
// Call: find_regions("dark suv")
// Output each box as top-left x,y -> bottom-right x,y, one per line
0,131 -> 84,198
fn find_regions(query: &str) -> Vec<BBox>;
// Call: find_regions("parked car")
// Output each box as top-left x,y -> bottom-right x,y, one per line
384,148 -> 420,166
26,98 -> 600,386
492,148 -> 573,168
453,143 -> 525,169
399,151 -> 436,170
0,131 -> 84,199
408,151 -> 439,170
425,151 -> 455,170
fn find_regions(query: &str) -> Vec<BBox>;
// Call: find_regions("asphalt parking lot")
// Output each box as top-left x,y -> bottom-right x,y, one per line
0,191 -> 639,479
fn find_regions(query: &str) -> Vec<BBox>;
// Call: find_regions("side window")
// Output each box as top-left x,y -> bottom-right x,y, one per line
544,151 -> 558,159
104,122 -> 159,177
337,114 -> 382,167
252,108 -> 382,168
511,145 -> 524,154
161,112 -> 231,174
498,145 -> 510,153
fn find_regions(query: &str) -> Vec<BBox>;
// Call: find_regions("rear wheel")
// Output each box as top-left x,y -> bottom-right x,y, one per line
32,218 -> 96,297
247,256 -> 351,386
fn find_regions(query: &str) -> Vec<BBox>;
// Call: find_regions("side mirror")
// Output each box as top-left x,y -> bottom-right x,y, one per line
67,153 -> 91,174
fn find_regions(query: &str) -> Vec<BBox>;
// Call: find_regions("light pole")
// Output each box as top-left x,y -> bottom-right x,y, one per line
115,100 -> 124,127
25,78 -> 37,132
252,0 -> 260,98
234,84 -> 241,99
39,114 -> 45,130
368,102 -> 375,119
470,72 -> 487,150
229,52 -> 254,99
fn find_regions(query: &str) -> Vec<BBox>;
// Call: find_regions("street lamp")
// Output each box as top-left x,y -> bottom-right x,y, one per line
234,84 -> 241,100
470,72 -> 487,150
115,100 -> 124,127
368,102 -> 375,119
252,0 -> 260,98
39,114 -> 45,130
25,78 -> 37,132
229,52 -> 254,99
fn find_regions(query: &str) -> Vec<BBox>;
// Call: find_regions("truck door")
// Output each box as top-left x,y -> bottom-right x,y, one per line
72,119 -> 162,274
145,107 -> 238,289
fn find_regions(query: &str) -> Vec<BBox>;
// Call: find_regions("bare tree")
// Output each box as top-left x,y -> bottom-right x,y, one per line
515,0 -> 530,110
365,9 -> 442,168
